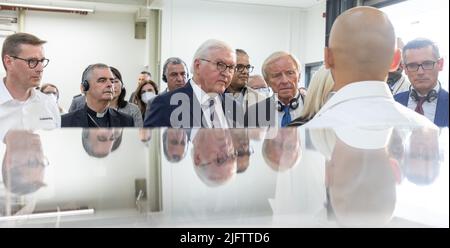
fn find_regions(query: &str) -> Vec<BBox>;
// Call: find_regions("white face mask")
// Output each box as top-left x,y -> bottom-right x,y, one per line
255,87 -> 273,98
141,92 -> 156,103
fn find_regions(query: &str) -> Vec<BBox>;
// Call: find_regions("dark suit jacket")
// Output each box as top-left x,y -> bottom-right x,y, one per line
394,88 -> 449,127
144,81 -> 243,128
62,105 -> 134,128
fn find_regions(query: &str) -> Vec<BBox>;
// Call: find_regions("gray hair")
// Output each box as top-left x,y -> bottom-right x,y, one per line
261,51 -> 301,83
403,38 -> 441,63
191,39 -> 235,72
81,63 -> 110,83
162,57 -> 188,79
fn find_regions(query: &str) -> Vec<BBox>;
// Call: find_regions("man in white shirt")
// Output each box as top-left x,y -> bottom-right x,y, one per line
0,33 -> 60,141
145,39 -> 240,128
305,7 -> 434,128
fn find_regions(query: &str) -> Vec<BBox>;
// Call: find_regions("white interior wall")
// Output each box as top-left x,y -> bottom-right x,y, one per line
302,2 -> 326,65
23,11 -> 147,110
159,0 -> 315,91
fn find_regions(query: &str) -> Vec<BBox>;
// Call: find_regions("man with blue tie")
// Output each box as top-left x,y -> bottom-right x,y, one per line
394,38 -> 449,127
246,52 -> 304,127
144,39 -> 240,128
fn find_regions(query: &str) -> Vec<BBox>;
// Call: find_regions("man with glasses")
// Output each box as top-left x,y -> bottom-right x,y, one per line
225,49 -> 266,111
304,7 -> 434,128
144,39 -> 241,128
394,38 -> 448,127
0,33 -> 60,141
61,63 -> 134,127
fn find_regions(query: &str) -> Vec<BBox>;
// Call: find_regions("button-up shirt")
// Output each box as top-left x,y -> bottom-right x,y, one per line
407,83 -> 440,123
1,80 -> 61,141
305,81 -> 435,128
191,80 -> 228,128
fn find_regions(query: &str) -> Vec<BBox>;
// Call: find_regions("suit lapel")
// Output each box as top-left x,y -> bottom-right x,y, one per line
434,90 -> 449,126
76,106 -> 90,127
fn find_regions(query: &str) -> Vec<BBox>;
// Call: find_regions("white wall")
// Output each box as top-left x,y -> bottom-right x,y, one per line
23,11 -> 147,110
159,0 -> 311,90
302,2 -> 326,65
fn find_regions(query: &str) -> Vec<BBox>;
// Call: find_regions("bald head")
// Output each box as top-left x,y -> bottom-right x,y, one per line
326,7 -> 396,89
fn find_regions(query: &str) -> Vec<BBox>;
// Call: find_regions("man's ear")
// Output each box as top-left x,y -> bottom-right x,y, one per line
324,47 -> 333,69
3,55 -> 12,70
389,48 -> 402,72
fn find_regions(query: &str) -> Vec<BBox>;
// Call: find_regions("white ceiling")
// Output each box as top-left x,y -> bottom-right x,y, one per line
201,0 -> 325,8
0,0 -> 325,12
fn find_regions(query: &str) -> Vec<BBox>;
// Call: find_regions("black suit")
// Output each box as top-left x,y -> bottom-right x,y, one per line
144,81 -> 243,128
62,105 -> 134,128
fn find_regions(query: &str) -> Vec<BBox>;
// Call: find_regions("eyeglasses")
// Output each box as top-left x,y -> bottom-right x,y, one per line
10,56 -> 49,69
201,151 -> 237,166
200,58 -> 236,72
405,60 -> 437,72
236,146 -> 254,157
236,64 -> 254,73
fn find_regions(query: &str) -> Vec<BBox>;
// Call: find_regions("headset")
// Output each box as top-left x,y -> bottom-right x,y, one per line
162,58 -> 190,83
409,82 -> 440,103
277,90 -> 304,112
81,64 -> 95,92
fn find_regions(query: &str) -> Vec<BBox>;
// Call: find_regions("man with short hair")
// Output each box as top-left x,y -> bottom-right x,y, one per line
144,39 -> 240,128
226,49 -> 266,111
246,51 -> 304,127
61,63 -> 134,127
394,38 -> 448,127
305,7 -> 434,128
129,71 -> 152,102
143,57 -> 188,120
0,32 -> 60,141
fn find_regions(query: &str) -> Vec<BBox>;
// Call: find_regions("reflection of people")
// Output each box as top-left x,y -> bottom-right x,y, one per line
163,128 -> 189,163
262,128 -> 301,172
81,128 -> 123,158
2,130 -> 47,195
312,128 -> 398,227
403,128 -> 441,185
230,129 -> 253,173
191,129 -> 237,187
305,7 -> 433,128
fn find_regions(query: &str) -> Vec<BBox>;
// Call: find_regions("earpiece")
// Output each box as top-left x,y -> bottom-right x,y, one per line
81,64 -> 95,92
277,90 -> 302,112
410,84 -> 439,103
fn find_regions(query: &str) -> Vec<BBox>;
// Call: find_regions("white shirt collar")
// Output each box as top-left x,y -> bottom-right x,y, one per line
316,81 -> 392,117
0,78 -> 13,104
190,79 -> 221,106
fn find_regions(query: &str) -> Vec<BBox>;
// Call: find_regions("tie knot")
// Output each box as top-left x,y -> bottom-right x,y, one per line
208,98 -> 215,108
283,104 -> 290,113
417,96 -> 427,103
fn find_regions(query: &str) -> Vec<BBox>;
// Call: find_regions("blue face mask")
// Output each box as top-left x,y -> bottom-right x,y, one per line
254,87 -> 273,98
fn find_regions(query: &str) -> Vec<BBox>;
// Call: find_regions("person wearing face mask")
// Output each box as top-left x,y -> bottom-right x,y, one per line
39,83 -> 65,113
133,79 -> 159,119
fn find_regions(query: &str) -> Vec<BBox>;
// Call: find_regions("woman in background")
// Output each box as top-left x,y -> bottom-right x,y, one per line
109,66 -> 143,127
133,80 -> 159,119
289,67 -> 335,126
40,83 -> 65,113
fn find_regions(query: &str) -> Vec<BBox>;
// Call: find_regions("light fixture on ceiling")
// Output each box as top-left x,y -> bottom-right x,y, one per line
0,2 -> 95,15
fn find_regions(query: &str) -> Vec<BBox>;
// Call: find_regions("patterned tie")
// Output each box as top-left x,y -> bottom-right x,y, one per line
415,96 -> 426,115
208,98 -> 216,128
281,105 -> 291,127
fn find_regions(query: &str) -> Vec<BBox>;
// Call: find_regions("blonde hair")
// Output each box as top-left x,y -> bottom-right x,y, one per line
261,51 -> 301,83
300,67 -> 334,120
